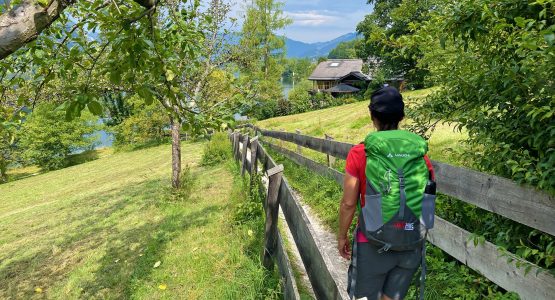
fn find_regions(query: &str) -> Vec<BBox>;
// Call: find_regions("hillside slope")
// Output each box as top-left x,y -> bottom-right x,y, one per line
0,142 -> 279,299
285,33 -> 359,58
257,88 -> 466,166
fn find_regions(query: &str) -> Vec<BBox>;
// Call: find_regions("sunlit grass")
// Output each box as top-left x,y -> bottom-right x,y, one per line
0,142 -> 280,299
257,87 -> 467,167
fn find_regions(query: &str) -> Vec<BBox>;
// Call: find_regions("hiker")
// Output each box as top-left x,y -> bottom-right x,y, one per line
337,86 -> 436,300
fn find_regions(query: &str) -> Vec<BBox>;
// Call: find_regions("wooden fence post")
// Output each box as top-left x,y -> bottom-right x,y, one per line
250,136 -> 259,180
295,129 -> 302,155
325,134 -> 335,168
262,164 -> 284,270
232,133 -> 239,161
241,134 -> 250,176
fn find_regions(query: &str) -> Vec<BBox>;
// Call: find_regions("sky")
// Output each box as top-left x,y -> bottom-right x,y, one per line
232,0 -> 373,43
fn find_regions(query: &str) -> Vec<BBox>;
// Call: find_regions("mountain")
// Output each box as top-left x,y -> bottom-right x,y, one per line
284,32 -> 359,59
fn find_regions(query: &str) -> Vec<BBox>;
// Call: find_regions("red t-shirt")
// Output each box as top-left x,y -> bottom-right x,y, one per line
345,144 -> 435,242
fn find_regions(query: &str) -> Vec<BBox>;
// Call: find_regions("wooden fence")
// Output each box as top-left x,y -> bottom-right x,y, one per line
230,131 -> 350,300
233,124 -> 555,300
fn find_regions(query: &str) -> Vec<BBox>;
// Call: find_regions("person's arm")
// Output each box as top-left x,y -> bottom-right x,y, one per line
338,172 -> 360,259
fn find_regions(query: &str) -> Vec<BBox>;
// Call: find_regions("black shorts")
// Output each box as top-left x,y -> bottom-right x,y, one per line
348,242 -> 422,300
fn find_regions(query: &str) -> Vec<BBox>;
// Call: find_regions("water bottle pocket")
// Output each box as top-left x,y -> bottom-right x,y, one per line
361,193 -> 383,232
420,193 -> 436,229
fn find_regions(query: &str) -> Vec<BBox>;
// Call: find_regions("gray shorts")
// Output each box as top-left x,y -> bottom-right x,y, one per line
348,242 -> 422,300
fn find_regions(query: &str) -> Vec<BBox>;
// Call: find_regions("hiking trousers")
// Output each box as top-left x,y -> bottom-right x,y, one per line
348,241 -> 422,300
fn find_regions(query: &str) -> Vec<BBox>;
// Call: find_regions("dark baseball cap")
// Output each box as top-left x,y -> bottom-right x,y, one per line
369,86 -> 404,114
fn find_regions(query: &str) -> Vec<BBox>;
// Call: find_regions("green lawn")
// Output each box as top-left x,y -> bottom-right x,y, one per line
257,88 -> 467,166
0,142 -> 279,299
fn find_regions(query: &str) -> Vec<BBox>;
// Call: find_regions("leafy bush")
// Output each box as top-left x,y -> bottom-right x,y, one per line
112,102 -> 169,150
18,102 -> 101,171
201,132 -> 232,166
404,0 -> 555,192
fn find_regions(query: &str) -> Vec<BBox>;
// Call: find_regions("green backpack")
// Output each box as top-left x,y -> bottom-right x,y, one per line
359,129 -> 436,251
349,130 -> 436,300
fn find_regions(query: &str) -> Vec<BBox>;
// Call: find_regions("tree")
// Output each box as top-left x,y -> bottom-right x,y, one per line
405,0 -> 555,192
1,0 -> 242,189
356,0 -> 437,88
282,58 -> 315,86
328,39 -> 361,59
0,0 -> 155,59
111,97 -> 168,149
18,102 -> 100,170
238,0 -> 292,119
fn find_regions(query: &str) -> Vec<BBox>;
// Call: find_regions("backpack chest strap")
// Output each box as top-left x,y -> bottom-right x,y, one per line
398,168 -> 407,219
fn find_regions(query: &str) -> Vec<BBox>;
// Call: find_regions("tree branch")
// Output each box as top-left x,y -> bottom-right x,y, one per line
0,0 -> 156,60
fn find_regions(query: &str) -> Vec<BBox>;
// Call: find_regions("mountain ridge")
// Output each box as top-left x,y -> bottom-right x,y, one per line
284,32 -> 359,59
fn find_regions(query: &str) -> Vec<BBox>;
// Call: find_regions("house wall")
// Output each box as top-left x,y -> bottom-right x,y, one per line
313,80 -> 337,90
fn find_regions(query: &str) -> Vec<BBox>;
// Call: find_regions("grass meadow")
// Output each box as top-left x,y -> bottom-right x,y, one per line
0,142 -> 280,299
257,88 -> 467,167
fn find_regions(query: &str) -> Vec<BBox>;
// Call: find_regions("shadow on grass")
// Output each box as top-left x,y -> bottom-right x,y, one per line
0,177 -> 219,299
66,149 -> 101,167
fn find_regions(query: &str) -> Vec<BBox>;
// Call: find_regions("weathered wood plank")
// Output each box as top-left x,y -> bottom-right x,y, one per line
260,129 -> 353,160
256,143 -> 278,173
264,141 -> 344,186
241,135 -> 250,176
295,129 -> 302,154
263,165 -> 284,269
276,232 -> 302,300
432,161 -> 555,236
258,128 -> 555,237
279,178 -> 348,300
232,132 -> 240,161
429,216 -> 555,300
325,134 -> 336,168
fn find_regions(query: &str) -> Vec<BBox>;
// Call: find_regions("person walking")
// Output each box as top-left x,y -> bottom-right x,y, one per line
338,86 -> 436,300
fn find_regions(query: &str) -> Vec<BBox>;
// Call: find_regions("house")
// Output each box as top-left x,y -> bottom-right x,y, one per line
308,59 -> 371,95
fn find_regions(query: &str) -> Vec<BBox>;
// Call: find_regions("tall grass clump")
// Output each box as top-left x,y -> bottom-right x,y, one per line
228,161 -> 282,299
201,131 -> 232,166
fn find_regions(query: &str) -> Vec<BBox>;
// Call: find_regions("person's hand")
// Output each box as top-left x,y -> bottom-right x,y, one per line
338,236 -> 351,260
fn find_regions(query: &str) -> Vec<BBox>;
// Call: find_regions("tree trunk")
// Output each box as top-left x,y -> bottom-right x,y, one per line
170,116 -> 181,189
0,163 -> 7,184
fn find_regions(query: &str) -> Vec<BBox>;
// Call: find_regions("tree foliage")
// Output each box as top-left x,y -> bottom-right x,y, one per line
328,39 -> 361,59
111,97 -> 169,150
357,0 -> 436,87
18,102 -> 100,170
405,0 -> 555,192
238,0 -> 292,119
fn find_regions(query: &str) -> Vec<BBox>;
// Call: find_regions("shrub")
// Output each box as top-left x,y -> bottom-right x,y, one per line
201,132 -> 232,166
112,102 -> 169,150
19,102 -> 101,171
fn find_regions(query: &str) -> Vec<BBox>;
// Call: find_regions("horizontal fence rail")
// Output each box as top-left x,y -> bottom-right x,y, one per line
240,125 -> 555,300
246,125 -> 555,237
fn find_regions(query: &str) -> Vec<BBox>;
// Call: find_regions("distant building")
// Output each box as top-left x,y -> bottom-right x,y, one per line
308,59 -> 405,96
308,59 -> 370,96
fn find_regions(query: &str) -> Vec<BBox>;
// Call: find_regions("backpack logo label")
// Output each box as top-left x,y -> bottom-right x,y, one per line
386,153 -> 411,158
404,223 -> 414,231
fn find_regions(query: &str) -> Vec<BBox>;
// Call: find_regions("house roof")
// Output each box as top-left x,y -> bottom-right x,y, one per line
325,83 -> 361,93
309,59 -> 364,81
340,71 -> 372,82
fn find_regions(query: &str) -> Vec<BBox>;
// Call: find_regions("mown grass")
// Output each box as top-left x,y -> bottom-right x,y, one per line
0,142 -> 280,299
257,88 -> 467,166
6,148 -> 114,182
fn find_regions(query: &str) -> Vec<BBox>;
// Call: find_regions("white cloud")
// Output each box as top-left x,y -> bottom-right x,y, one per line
285,10 -> 338,26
